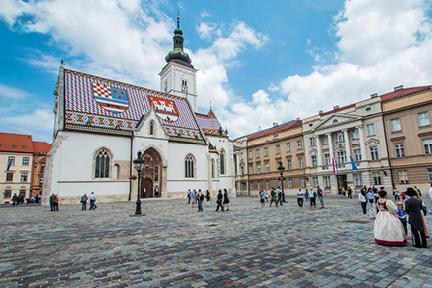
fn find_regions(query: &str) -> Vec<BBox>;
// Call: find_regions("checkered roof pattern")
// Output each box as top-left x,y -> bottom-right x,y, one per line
64,69 -> 201,132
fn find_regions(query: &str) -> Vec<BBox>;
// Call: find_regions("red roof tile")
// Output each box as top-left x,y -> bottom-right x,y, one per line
380,86 -> 432,102
33,142 -> 51,154
246,120 -> 302,141
319,103 -> 356,117
0,132 -> 34,153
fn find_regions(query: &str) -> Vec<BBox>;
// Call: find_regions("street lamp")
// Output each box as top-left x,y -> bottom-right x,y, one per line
277,161 -> 286,202
133,151 -> 144,216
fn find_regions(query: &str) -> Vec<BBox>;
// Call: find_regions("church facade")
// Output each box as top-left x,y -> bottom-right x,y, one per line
43,18 -> 234,204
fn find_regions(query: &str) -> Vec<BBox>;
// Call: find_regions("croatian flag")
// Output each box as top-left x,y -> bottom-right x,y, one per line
331,158 -> 338,175
92,82 -> 129,113
6,158 -> 13,171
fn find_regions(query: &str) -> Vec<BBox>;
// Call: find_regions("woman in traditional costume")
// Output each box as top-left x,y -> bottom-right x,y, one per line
374,190 -> 407,246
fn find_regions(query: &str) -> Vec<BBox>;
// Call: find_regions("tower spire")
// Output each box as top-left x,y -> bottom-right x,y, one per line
164,15 -> 192,65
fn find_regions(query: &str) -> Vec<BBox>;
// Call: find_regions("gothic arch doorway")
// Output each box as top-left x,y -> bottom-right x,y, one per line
140,147 -> 162,198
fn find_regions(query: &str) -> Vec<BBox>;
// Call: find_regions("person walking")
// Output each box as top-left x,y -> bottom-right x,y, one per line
80,193 -> 88,211
296,189 -> 304,207
205,190 -> 211,207
309,188 -> 316,208
366,188 -> 376,219
197,191 -> 204,212
49,194 -> 55,211
215,190 -> 224,212
89,192 -> 97,210
269,188 -> 277,207
393,187 -> 401,202
187,189 -> 191,204
358,190 -> 367,215
276,186 -> 283,207
54,194 -> 59,211
259,190 -> 266,208
428,183 -> 432,214
317,186 -> 324,209
223,189 -> 230,211
12,193 -> 19,207
405,187 -> 427,248
304,188 -> 309,203
192,189 -> 197,208
347,186 -> 353,199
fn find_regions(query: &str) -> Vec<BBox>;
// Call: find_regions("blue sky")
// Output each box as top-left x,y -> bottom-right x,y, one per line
0,0 -> 431,142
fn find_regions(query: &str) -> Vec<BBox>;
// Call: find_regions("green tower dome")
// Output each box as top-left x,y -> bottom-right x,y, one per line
165,16 -> 192,66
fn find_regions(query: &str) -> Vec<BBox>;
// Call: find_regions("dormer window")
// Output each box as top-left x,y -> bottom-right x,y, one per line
181,79 -> 188,93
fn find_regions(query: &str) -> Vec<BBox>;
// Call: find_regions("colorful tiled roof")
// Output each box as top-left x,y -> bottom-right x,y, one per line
195,110 -> 227,137
63,68 -> 204,141
380,86 -> 432,102
246,120 -> 302,141
0,132 -> 34,153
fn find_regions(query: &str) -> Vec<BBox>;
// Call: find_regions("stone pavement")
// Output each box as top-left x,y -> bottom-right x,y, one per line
0,197 -> 431,288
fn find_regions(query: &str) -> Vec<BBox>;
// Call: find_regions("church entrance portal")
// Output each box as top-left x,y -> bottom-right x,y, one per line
140,148 -> 162,198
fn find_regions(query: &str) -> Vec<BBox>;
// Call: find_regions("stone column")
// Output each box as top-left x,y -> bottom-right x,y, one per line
343,129 -> 351,163
357,126 -> 367,161
315,135 -> 322,167
327,133 -> 334,162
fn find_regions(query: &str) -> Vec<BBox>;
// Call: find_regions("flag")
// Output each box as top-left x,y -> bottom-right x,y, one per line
331,158 -> 338,175
350,156 -> 358,171
6,158 -> 13,171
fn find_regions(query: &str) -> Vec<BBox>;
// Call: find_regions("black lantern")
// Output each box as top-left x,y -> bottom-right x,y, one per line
277,161 -> 286,202
132,151 -> 145,215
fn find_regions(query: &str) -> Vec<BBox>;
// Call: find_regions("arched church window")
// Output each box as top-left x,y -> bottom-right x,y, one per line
181,79 -> 188,93
185,154 -> 195,178
95,148 -> 111,178
149,120 -> 155,136
220,150 -> 226,175
211,159 -> 215,179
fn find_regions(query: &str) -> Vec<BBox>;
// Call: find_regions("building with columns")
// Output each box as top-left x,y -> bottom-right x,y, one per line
233,85 -> 431,195
43,17 -> 234,204
302,96 -> 391,194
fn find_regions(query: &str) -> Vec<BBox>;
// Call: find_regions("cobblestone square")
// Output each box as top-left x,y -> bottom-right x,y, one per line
1,198 -> 431,288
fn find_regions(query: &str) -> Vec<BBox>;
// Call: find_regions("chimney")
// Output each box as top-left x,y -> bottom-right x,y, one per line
318,110 -> 323,114
370,93 -> 378,98
295,117 -> 300,121
273,122 -> 278,127
394,85 -> 404,91
333,105 -> 339,110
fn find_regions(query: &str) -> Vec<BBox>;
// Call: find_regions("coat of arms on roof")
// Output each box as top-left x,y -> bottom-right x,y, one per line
92,82 -> 129,113
148,96 -> 179,122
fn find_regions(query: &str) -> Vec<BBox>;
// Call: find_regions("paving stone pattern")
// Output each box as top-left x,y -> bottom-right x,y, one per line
0,198 -> 431,287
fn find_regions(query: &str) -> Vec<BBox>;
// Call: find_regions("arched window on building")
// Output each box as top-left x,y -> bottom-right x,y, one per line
220,150 -> 225,175
149,120 -> 155,136
95,148 -> 111,178
211,159 -> 215,179
185,154 -> 195,178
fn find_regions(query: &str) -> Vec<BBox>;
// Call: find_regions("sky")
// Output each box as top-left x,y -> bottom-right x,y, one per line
0,0 -> 431,142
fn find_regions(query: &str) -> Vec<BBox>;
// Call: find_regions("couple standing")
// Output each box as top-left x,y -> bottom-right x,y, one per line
80,192 -> 97,211
374,188 -> 428,248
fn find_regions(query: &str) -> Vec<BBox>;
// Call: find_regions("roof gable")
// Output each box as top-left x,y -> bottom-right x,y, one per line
63,68 -> 204,141
313,113 -> 361,131
0,132 -> 33,153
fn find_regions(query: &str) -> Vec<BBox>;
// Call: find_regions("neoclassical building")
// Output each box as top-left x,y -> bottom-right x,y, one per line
233,85 -> 431,195
43,18 -> 234,204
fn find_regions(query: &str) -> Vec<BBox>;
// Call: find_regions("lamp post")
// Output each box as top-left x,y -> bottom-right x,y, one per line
133,151 -> 144,216
277,161 -> 286,202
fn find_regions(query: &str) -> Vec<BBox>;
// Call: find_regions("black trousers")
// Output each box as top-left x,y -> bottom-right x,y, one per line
81,202 -> 87,211
411,227 -> 427,248
360,202 -> 367,214
269,197 -> 277,207
310,197 -> 316,207
216,201 -> 224,211
277,198 -> 283,206
297,198 -> 303,207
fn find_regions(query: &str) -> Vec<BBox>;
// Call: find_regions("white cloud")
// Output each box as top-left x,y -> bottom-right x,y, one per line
196,22 -> 219,39
218,0 -> 432,138
0,84 -> 30,99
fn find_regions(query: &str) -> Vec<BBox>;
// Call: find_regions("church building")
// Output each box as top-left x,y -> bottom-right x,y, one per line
43,17 -> 234,204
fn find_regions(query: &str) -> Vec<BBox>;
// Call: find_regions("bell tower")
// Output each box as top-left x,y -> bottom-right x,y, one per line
159,16 -> 198,112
